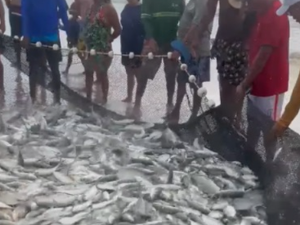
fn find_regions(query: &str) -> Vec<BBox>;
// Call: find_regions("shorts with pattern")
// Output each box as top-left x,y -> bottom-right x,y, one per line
177,56 -> 210,85
211,39 -> 248,86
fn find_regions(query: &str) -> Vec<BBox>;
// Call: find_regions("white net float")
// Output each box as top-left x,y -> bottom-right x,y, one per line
52,44 -> 59,51
90,49 -> 96,55
13,35 -> 19,40
180,64 -> 187,71
207,99 -> 216,108
71,47 -> 78,54
30,202 -> 38,210
148,52 -> 154,59
129,52 -> 134,59
108,51 -> 114,57
188,75 -> 196,83
197,87 -> 207,98
35,42 -> 42,48
167,52 -> 172,59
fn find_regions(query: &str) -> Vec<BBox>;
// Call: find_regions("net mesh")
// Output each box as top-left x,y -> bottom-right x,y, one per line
2,34 -> 300,225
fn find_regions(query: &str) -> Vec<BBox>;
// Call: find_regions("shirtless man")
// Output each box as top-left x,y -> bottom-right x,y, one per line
188,0 -> 255,126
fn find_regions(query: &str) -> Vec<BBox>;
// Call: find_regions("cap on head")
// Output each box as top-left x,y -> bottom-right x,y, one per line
228,0 -> 243,9
277,0 -> 300,15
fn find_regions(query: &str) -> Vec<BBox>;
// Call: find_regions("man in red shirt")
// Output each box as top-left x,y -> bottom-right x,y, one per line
236,0 -> 289,148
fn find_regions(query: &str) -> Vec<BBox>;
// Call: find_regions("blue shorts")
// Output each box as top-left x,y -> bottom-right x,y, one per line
177,56 -> 210,85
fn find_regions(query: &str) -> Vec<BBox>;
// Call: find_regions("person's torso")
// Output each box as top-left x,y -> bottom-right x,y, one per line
178,0 -> 212,57
120,4 -> 144,54
8,0 -> 21,15
84,3 -> 111,51
26,0 -> 61,40
148,0 -> 184,46
78,0 -> 93,19
217,0 -> 248,42
249,1 -> 289,97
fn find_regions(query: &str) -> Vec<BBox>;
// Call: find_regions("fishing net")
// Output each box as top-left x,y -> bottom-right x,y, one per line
2,34 -> 300,225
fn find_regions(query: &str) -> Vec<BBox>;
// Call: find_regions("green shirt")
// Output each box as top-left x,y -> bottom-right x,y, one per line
141,0 -> 185,47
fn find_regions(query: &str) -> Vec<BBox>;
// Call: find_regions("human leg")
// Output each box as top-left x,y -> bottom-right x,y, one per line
122,57 -> 141,102
163,53 -> 178,111
214,40 -> 247,125
26,46 -> 44,103
246,94 -> 284,154
10,13 -> 22,67
166,69 -> 187,124
45,42 -> 62,104
95,56 -> 112,104
84,56 -> 94,100
133,57 -> 161,110
63,52 -> 73,75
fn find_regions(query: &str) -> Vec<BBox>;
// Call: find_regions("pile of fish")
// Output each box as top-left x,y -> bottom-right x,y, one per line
0,104 -> 267,225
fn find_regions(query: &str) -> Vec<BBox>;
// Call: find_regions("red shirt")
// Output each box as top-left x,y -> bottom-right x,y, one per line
248,0 -> 289,97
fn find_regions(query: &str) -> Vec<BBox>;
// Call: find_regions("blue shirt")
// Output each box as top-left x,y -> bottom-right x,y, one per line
120,4 -> 145,55
22,0 -> 69,42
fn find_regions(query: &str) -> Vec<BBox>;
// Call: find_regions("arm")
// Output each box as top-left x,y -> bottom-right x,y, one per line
192,0 -> 218,40
57,0 -> 69,35
141,0 -> 154,39
241,16 -> 283,89
184,0 -> 206,45
107,5 -> 121,41
21,0 -> 29,38
277,72 -> 300,128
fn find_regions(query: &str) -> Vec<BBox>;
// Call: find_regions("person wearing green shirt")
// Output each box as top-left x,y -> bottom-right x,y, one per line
131,0 -> 185,118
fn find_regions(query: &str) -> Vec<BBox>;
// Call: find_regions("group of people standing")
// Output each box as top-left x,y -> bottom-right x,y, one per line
0,0 -> 300,141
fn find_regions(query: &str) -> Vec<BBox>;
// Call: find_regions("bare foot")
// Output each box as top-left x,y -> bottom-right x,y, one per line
166,110 -> 180,124
122,96 -> 132,103
130,105 -> 142,120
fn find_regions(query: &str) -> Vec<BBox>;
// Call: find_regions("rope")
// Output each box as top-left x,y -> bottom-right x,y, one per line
11,35 -> 216,112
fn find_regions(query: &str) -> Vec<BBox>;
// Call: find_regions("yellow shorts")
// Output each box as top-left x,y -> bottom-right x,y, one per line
77,39 -> 86,51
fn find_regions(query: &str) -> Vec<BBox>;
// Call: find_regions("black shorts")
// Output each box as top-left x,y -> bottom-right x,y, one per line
211,39 -> 248,86
9,13 -> 22,38
67,38 -> 78,49
121,56 -> 142,68
26,41 -> 62,63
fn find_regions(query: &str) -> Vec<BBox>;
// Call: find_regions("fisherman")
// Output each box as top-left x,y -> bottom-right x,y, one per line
238,0 -> 289,149
166,0 -> 212,124
120,0 -> 144,103
190,0 -> 254,128
21,0 -> 69,104
270,0 -> 300,137
0,0 -> 4,91
5,0 -> 22,67
62,2 -> 81,75
132,0 -> 185,118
